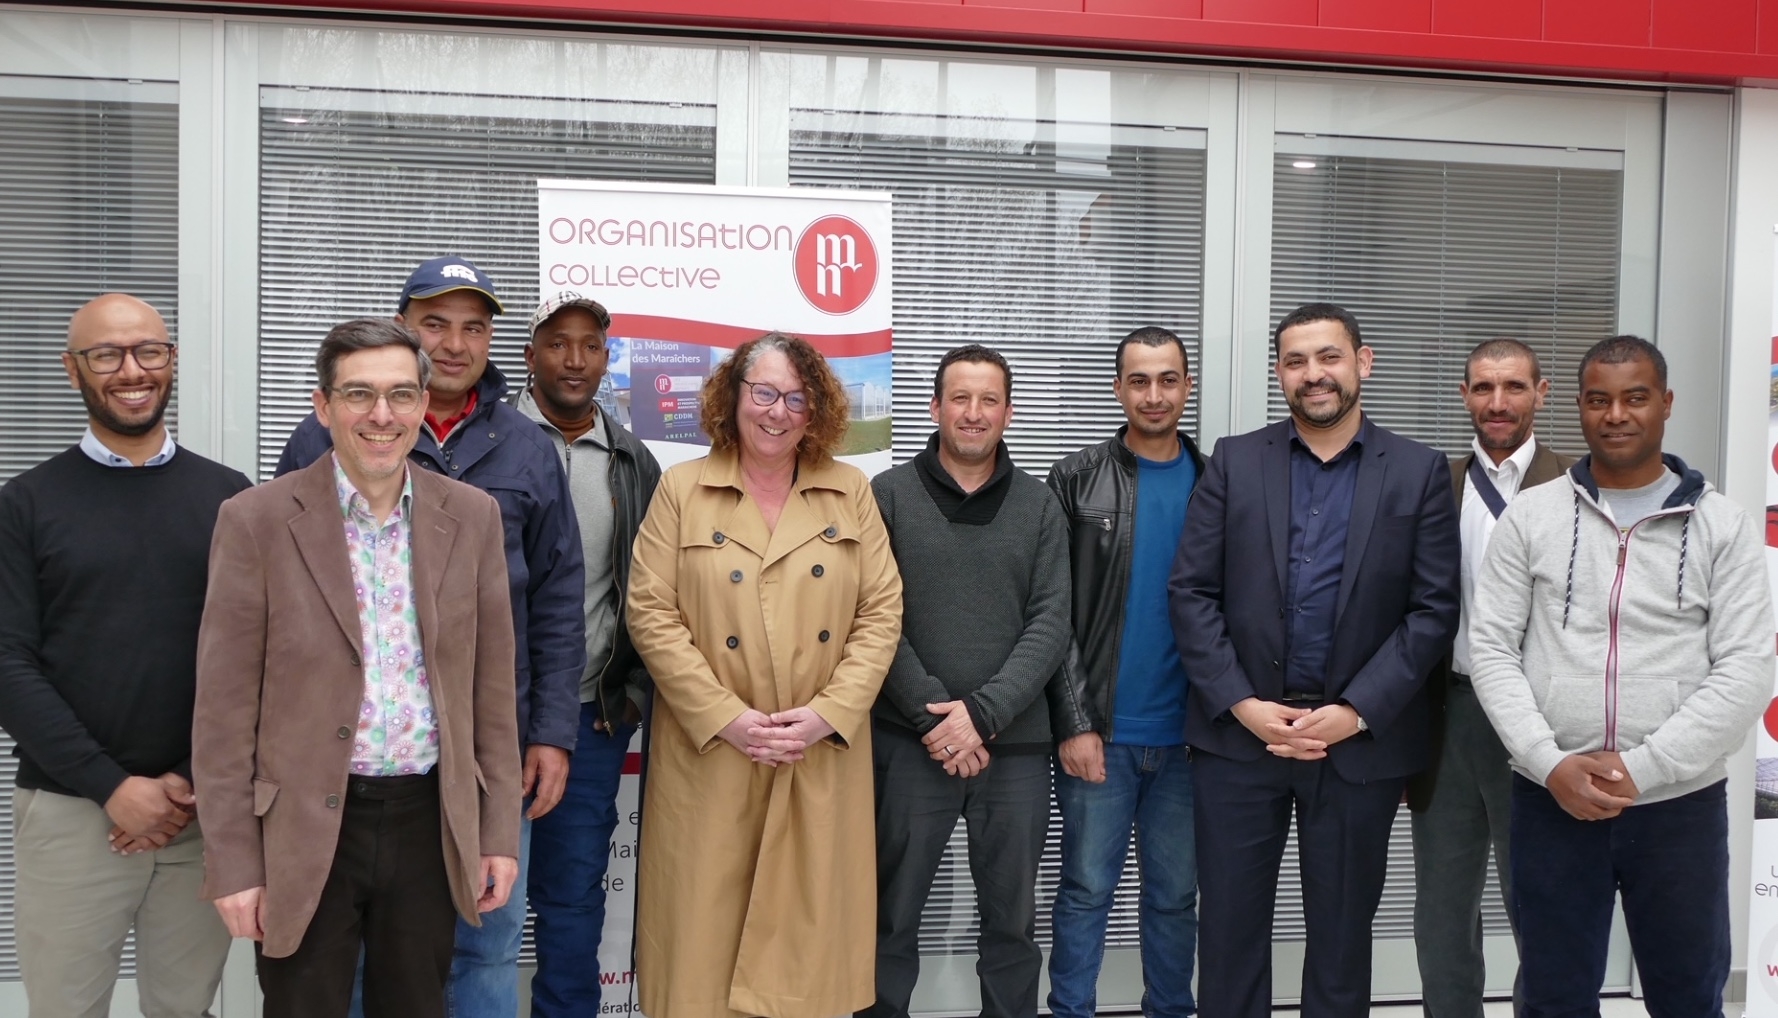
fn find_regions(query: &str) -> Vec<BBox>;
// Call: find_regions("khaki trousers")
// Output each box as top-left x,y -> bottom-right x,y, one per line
13,785 -> 231,1018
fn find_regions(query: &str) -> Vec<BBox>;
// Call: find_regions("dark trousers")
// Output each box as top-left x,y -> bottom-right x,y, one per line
1193,748 -> 1404,1018
528,703 -> 638,1017
860,724 -> 1050,1018
1511,776 -> 1730,1018
1410,680 -> 1518,1018
257,772 -> 457,1018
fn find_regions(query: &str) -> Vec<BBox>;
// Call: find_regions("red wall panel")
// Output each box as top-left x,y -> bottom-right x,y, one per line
1201,0 -> 1318,26
1652,0 -> 1758,52
213,0 -> 1778,85
1544,0 -> 1652,46
1322,0 -> 1434,33
1433,0 -> 1542,40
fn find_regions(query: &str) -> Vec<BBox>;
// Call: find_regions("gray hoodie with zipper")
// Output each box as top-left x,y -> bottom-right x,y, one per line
1469,454 -> 1773,805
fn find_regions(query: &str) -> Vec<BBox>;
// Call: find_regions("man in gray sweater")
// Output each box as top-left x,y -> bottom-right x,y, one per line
861,344 -> 1072,1018
1470,335 -> 1773,1018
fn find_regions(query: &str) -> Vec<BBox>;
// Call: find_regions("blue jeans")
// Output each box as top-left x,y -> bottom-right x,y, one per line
347,810 -> 532,1018
1048,742 -> 1198,1018
528,703 -> 636,1017
1511,776 -> 1730,1018
446,810 -> 532,1017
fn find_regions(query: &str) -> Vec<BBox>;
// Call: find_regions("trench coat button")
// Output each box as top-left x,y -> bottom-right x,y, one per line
714,532 -> 726,544
726,636 -> 739,649
325,794 -> 340,808
811,564 -> 824,578
730,570 -> 744,583
337,726 -> 351,739
819,630 -> 831,642
1271,660 -> 1281,669
350,652 -> 361,667
823,526 -> 837,539
451,464 -> 461,471
488,431 -> 497,439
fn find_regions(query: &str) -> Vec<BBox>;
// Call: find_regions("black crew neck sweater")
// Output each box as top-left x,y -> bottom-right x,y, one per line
0,446 -> 252,805
870,440 -> 1072,750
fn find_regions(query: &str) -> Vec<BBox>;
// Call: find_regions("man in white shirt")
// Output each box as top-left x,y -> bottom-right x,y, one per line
1406,338 -> 1571,1018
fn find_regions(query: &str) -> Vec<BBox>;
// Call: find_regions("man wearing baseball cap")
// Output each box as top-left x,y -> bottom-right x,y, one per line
516,291 -> 661,1016
275,256 -> 586,1017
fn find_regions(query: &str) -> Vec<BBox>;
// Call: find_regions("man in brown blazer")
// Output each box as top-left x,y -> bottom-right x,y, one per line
1407,338 -> 1573,1018
192,318 -> 523,1018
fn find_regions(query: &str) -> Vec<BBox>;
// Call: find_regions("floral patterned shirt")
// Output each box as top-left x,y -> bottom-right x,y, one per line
335,456 -> 438,775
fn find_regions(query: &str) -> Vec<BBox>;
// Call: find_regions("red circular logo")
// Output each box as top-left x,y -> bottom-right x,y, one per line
653,374 -> 673,395
1763,696 -> 1778,743
793,216 -> 878,316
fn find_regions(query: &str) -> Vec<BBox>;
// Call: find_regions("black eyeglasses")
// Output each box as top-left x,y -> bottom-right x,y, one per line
742,379 -> 811,415
65,342 -> 175,374
329,386 -> 425,414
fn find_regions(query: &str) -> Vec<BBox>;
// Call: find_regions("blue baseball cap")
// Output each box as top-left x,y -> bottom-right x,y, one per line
397,256 -> 505,315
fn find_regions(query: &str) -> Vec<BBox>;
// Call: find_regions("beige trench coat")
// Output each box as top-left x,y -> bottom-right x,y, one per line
627,449 -> 902,1018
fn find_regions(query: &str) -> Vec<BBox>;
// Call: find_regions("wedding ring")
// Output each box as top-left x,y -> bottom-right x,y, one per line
945,745 -> 956,757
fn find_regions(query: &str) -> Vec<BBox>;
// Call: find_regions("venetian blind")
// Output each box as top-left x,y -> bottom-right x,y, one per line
0,88 -> 180,485
789,111 -> 1207,477
0,84 -> 181,983
1268,150 -> 1623,458
258,91 -> 718,480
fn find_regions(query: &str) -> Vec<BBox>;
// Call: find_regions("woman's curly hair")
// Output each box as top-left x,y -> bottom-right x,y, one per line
700,332 -> 851,466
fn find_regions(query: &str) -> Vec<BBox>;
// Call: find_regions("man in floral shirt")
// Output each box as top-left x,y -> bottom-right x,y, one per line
193,318 -> 522,1017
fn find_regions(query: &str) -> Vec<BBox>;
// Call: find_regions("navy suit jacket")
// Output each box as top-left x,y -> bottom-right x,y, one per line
1168,416 -> 1460,783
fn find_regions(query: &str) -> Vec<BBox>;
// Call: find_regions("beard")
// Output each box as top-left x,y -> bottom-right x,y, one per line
1288,379 -> 1359,427
78,373 -> 171,437
1473,413 -> 1533,453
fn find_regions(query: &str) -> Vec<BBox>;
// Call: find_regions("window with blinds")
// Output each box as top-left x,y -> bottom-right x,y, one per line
1268,150 -> 1623,459
789,111 -> 1207,478
0,88 -> 180,485
0,83 -> 179,983
258,91 -> 718,480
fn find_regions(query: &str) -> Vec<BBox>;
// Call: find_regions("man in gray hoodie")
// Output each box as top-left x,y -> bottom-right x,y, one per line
1469,334 -> 1773,1018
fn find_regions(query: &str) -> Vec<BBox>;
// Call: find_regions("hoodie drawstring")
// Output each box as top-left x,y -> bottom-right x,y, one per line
1563,489 -> 1580,629
1675,512 -> 1691,610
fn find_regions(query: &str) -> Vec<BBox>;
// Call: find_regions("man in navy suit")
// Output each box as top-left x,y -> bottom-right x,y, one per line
1169,303 -> 1460,1018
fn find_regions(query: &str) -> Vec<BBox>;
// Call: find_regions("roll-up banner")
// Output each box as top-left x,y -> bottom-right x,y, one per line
534,180 -> 895,1006
1748,227 -> 1778,1017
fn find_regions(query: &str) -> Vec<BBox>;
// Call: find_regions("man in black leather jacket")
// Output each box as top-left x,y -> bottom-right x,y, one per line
1043,327 -> 1205,1018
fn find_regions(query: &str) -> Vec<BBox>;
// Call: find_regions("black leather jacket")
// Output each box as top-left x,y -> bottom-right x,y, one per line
592,412 -> 663,733
1044,427 -> 1205,742
512,392 -> 663,737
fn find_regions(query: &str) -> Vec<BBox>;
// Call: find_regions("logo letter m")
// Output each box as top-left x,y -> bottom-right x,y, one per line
814,234 -> 860,297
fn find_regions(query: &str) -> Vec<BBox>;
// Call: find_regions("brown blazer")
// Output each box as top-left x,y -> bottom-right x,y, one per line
1406,439 -> 1573,812
192,455 -> 522,958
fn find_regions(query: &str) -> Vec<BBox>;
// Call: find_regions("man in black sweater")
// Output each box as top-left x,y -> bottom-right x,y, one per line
861,344 -> 1072,1018
0,293 -> 250,1016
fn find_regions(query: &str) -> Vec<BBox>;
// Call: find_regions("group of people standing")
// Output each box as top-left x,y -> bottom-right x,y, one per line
0,253 -> 1767,1018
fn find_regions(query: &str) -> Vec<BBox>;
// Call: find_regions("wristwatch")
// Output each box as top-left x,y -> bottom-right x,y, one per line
1354,713 -> 1369,733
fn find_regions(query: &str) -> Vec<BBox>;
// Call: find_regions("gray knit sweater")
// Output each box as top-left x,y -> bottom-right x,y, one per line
870,436 -> 1072,750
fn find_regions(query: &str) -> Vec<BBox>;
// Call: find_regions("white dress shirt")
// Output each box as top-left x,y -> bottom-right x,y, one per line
1452,435 -> 1539,676
78,427 -> 176,468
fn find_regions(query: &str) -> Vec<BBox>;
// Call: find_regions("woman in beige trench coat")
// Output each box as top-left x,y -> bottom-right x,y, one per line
627,333 -> 902,1018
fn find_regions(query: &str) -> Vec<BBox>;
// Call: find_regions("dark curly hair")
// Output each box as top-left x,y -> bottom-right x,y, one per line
701,332 -> 851,466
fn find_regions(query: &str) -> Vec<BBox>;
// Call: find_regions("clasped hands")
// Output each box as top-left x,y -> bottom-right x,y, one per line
1232,697 -> 1363,760
720,706 -> 837,766
105,772 -> 196,856
922,700 -> 989,778
1546,750 -> 1638,820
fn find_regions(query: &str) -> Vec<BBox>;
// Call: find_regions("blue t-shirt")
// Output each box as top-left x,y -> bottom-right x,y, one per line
1110,445 -> 1197,747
